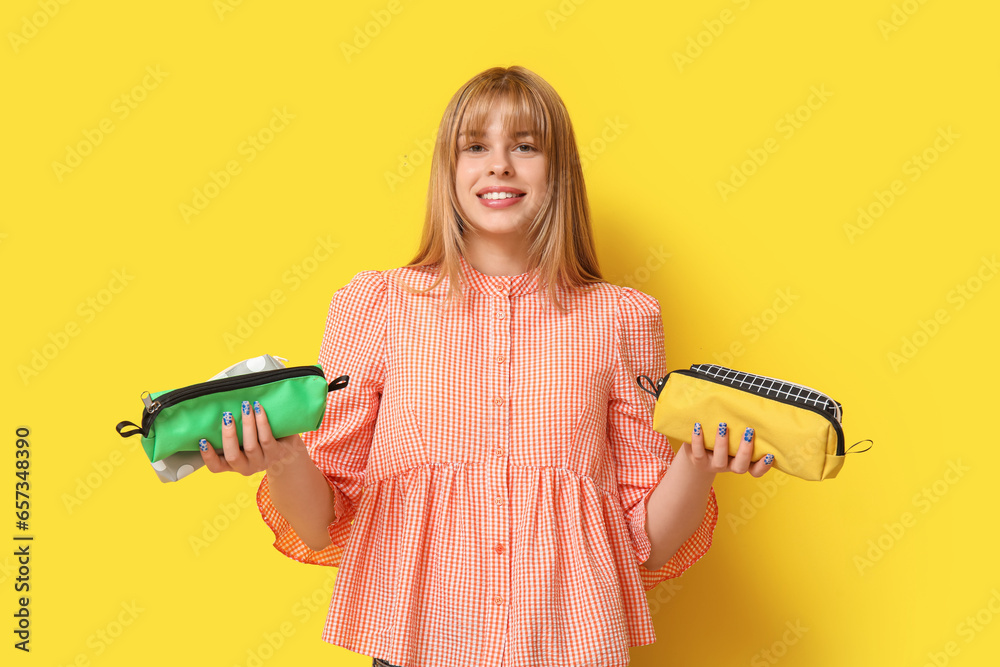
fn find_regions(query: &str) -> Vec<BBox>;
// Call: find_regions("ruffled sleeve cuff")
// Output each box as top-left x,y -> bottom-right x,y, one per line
255,471 -> 352,567
632,483 -> 719,591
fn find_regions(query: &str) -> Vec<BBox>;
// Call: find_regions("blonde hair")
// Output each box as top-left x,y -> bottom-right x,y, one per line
398,65 -> 604,313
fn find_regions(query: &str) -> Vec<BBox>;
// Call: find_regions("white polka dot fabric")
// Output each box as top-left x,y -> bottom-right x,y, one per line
147,354 -> 288,483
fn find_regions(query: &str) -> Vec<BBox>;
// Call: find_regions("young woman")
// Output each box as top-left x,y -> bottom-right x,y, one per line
199,65 -> 774,667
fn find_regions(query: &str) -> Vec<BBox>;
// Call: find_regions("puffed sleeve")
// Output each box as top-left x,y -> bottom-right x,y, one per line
607,286 -> 718,591
255,269 -> 387,566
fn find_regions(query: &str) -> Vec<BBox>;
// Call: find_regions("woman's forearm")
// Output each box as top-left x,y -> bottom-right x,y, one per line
267,437 -> 338,551
641,451 -> 717,571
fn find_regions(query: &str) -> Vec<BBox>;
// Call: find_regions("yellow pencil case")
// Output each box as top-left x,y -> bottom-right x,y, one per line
638,364 -> 870,481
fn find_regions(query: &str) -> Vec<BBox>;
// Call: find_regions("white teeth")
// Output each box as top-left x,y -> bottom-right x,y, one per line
479,191 -> 521,199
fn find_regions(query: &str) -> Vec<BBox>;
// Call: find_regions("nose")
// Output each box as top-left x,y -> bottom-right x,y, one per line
488,153 -> 512,177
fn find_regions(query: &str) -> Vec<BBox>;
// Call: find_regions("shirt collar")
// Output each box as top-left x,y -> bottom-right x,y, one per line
457,253 -> 543,297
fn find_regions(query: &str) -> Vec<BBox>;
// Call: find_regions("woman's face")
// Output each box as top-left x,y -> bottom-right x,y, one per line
455,109 -> 548,243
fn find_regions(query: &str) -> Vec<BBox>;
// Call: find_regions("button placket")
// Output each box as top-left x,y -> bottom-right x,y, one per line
489,288 -> 511,617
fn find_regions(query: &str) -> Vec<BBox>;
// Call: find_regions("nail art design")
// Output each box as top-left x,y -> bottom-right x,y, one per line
223,411 -> 233,426
744,427 -> 754,442
199,438 -> 209,452
253,401 -> 261,415
242,400 -> 250,416
718,422 -> 727,436
693,422 -> 702,436
764,453 -> 774,465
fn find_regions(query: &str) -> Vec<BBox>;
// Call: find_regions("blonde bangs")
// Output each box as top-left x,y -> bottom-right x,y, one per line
454,83 -> 550,156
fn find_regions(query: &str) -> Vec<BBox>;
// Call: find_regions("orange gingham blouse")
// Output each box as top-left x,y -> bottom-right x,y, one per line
256,254 -> 719,667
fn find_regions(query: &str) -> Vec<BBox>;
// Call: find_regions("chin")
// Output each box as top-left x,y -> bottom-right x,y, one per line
468,221 -> 527,237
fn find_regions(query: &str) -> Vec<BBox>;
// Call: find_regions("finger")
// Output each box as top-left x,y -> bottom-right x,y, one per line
198,438 -> 234,474
688,422 -> 708,462
730,426 -> 755,474
220,410 -> 250,474
712,422 -> 730,470
749,452 -> 775,478
253,401 -> 278,454
239,400 -> 265,472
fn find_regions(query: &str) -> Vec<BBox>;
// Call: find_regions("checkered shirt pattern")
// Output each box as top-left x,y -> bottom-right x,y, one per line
256,254 -> 718,667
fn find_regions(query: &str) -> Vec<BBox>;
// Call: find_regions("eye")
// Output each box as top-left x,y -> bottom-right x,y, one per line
462,143 -> 538,154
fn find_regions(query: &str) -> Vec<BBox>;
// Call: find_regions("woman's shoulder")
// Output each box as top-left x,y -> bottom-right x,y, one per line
385,262 -> 440,281
382,263 -> 444,294
572,280 -> 659,307
569,282 -> 662,331
339,264 -> 438,289
593,279 -> 659,305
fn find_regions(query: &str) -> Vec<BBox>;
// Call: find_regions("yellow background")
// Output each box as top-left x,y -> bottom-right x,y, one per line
3,1 -> 998,665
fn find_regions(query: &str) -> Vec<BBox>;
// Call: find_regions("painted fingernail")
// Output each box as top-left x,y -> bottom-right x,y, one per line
199,438 -> 209,452
242,400 -> 250,416
223,411 -> 233,426
718,422 -> 727,436
764,453 -> 774,465
744,427 -> 754,442
253,400 -> 261,415
693,422 -> 702,436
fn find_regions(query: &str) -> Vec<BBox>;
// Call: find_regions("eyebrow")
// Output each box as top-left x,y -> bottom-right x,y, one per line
459,130 -> 535,139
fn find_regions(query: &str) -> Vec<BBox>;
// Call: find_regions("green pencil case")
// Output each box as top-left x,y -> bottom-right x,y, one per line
115,363 -> 348,463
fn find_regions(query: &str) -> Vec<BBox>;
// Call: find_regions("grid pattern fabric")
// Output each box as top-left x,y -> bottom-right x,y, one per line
689,363 -> 842,422
256,255 -> 718,667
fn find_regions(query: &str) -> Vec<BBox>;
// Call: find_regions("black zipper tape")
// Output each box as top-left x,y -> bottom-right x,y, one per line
115,366 -> 348,440
638,368 -> 845,457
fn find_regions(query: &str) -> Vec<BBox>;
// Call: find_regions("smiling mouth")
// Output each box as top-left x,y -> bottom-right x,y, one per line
477,192 -> 526,200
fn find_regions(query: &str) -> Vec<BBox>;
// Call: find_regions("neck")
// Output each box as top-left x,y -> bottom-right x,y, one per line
462,235 -> 530,276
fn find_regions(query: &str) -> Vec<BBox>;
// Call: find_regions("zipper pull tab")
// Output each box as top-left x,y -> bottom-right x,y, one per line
140,391 -> 160,414
636,375 -> 666,399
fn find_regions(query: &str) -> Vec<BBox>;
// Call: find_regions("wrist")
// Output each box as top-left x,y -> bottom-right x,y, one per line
266,435 -> 310,476
674,446 -> 718,488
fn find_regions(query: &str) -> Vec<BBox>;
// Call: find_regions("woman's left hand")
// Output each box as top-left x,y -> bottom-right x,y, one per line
679,421 -> 774,478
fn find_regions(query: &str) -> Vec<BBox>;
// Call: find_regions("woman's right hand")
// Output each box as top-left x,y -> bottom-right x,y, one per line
198,400 -> 305,476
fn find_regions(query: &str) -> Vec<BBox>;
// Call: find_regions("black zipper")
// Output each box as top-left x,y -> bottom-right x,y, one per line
139,365 -> 326,437
655,368 -> 846,457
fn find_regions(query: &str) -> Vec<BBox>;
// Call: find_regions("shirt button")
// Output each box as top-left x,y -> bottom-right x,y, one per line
494,447 -> 504,457
494,397 -> 504,406
494,543 -> 505,554
494,495 -> 503,506
495,311 -> 506,319
496,354 -> 505,364
493,595 -> 504,605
